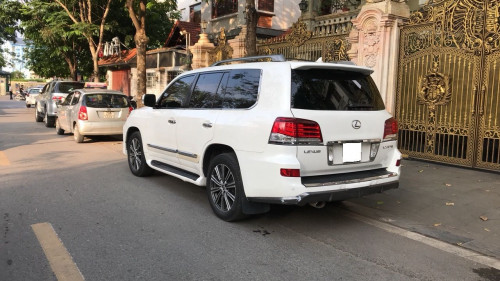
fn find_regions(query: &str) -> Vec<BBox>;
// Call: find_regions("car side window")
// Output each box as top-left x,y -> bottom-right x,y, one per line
61,93 -> 73,106
71,92 -> 80,105
158,75 -> 195,109
222,69 -> 261,109
41,84 -> 49,95
189,72 -> 225,109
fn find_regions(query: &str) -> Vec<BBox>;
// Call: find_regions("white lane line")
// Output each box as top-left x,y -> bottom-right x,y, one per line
342,209 -> 500,270
32,222 -> 85,281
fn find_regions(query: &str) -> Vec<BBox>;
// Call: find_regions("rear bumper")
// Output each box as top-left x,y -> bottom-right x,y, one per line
78,120 -> 125,135
248,181 -> 399,206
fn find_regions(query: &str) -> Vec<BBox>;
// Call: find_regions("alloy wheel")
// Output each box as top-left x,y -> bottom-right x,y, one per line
209,164 -> 236,212
128,137 -> 143,172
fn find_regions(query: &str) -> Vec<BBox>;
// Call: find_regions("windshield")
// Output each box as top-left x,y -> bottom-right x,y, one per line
85,94 -> 129,108
291,69 -> 385,111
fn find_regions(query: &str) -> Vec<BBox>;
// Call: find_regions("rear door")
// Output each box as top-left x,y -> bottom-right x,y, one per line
289,68 -> 393,176
57,92 -> 74,131
175,71 -> 226,172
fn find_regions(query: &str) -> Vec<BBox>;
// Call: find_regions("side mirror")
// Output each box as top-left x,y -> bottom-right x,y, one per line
143,94 -> 156,107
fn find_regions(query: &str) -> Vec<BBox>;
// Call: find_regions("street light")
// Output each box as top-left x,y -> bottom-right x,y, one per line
298,0 -> 308,13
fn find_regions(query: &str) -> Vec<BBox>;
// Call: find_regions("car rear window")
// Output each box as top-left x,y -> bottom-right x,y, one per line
291,69 -> 385,111
85,94 -> 129,108
58,82 -> 85,93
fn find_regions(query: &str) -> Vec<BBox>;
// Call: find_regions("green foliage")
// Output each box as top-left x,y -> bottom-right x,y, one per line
10,70 -> 24,79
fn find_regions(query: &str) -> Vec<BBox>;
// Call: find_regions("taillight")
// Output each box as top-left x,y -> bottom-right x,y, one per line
280,168 -> 300,177
383,117 -> 398,141
128,106 -> 133,116
269,117 -> 323,145
52,96 -> 63,101
78,106 -> 88,120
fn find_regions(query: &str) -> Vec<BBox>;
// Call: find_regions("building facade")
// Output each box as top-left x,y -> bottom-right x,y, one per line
1,37 -> 31,79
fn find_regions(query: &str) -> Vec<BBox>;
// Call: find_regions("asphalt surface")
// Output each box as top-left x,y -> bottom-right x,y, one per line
1,95 -> 499,281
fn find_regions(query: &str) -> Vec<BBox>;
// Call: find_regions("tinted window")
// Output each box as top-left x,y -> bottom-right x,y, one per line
222,69 -> 260,109
57,82 -> 85,93
71,92 -> 81,105
189,72 -> 225,109
158,75 -> 195,108
85,94 -> 129,108
61,93 -> 73,106
291,69 -> 385,111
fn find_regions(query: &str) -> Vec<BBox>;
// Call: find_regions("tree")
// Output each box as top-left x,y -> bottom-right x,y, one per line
125,0 -> 177,107
10,70 -> 24,79
54,0 -> 112,82
0,0 -> 22,69
244,0 -> 257,56
21,0 -> 89,80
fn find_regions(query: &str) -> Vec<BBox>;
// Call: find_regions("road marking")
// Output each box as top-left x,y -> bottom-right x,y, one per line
342,209 -> 500,270
0,151 -> 10,166
32,222 -> 85,281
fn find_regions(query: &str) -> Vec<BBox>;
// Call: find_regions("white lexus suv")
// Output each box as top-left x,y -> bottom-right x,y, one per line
123,55 -> 401,221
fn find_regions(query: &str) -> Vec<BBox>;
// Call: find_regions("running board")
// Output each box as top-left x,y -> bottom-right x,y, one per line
151,160 -> 199,181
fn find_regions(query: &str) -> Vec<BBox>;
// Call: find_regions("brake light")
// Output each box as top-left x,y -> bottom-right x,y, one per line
52,96 -> 63,101
269,117 -> 323,145
280,168 -> 300,177
383,117 -> 398,141
78,106 -> 88,120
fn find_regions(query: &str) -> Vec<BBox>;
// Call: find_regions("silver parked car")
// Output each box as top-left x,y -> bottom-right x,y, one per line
35,81 -> 85,127
55,89 -> 133,143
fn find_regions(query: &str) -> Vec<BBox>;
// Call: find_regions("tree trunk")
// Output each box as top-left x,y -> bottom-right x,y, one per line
89,40 -> 99,82
63,56 -> 76,81
135,30 -> 149,108
245,0 -> 258,56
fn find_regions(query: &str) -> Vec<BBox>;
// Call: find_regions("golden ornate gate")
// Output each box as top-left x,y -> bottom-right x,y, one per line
396,0 -> 500,171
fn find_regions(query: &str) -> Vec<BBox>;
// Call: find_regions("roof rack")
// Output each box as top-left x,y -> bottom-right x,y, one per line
210,54 -> 286,66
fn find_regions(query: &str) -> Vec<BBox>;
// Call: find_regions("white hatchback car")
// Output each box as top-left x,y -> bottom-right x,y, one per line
56,89 -> 133,143
123,55 -> 401,221
25,87 -> 43,108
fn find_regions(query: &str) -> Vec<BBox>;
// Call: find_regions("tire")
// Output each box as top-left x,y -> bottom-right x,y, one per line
44,110 -> 55,127
26,104 -> 31,108
206,153 -> 247,221
73,124 -> 84,143
35,105 -> 43,122
55,118 -> 64,135
127,131 -> 153,177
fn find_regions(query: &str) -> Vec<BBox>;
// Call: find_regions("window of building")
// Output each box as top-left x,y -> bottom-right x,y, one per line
212,0 -> 238,19
167,71 -> 181,84
146,72 -> 156,88
190,3 -> 201,23
258,0 -> 274,12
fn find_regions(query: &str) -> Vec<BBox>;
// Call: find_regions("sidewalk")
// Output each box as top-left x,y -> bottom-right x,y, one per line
343,158 -> 500,259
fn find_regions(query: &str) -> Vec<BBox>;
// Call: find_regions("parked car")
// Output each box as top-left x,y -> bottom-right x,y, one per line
56,89 -> 133,143
35,81 -> 85,127
25,87 -> 43,108
123,55 -> 401,221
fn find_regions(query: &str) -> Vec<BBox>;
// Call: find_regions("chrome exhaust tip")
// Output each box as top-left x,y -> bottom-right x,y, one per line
309,201 -> 326,209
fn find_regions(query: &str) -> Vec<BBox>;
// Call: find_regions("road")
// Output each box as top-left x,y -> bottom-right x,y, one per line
0,97 -> 496,281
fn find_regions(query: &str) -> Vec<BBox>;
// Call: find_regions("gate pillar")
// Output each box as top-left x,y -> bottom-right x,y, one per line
190,33 -> 215,69
348,0 -> 409,114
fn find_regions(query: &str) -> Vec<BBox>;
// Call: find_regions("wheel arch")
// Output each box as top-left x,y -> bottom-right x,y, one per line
202,144 -> 236,177
125,126 -> 140,147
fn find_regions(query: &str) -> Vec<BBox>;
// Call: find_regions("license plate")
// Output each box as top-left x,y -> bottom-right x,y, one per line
343,143 -> 361,163
103,111 -> 113,118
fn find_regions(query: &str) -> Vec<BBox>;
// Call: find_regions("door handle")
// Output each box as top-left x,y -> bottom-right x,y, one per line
202,122 -> 213,128
168,119 -> 176,124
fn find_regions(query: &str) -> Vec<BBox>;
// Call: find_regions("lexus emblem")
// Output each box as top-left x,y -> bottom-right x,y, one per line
352,120 -> 361,129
